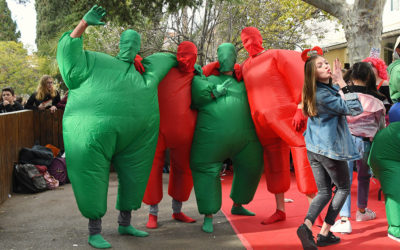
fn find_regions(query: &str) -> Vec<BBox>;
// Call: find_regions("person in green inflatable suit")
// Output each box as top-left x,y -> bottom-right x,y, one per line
190,43 -> 264,233
56,5 -> 176,249
369,42 -> 400,241
369,107 -> 400,243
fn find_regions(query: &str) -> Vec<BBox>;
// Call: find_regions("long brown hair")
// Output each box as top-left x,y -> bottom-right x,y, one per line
36,75 -> 57,101
302,55 -> 321,117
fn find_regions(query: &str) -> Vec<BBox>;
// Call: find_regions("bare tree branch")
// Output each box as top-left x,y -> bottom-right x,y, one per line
301,0 -> 348,18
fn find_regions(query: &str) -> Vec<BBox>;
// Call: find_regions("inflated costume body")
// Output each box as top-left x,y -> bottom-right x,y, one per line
143,42 -> 197,226
57,29 -> 176,220
368,106 -> 400,240
369,57 -> 400,241
190,43 -> 263,217
240,27 -> 317,195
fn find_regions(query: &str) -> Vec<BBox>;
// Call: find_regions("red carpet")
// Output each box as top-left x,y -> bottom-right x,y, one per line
220,171 -> 399,250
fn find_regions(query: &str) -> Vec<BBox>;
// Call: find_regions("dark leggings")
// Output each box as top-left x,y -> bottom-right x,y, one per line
305,151 -> 350,225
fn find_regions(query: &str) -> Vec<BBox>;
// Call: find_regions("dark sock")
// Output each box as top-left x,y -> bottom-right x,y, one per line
118,210 -> 131,227
88,219 -> 102,236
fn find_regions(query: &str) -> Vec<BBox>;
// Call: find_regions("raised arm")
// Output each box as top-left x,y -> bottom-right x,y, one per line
56,5 -> 106,90
70,5 -> 106,38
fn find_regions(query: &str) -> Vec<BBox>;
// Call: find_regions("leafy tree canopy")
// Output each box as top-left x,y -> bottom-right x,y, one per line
0,0 -> 20,42
34,0 -> 203,55
0,41 -> 44,96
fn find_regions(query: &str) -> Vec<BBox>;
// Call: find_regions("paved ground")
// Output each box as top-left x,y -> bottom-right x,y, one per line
0,173 -> 244,250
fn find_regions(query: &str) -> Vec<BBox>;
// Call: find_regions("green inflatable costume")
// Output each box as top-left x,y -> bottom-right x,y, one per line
369,121 -> 400,241
369,50 -> 400,242
56,5 -> 176,249
190,43 -> 263,233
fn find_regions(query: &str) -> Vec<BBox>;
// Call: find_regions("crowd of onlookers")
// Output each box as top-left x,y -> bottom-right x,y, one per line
0,75 -> 68,114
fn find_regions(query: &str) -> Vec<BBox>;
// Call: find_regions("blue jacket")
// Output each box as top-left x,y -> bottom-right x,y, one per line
304,82 -> 363,161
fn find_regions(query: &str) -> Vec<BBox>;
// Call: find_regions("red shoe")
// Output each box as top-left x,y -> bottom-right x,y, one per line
261,209 -> 286,225
172,212 -> 196,223
146,214 -> 158,229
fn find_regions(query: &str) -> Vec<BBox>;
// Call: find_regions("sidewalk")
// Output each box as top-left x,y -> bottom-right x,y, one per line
0,172 -> 244,250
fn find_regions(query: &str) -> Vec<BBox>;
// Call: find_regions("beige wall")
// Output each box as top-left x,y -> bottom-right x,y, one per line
323,48 -> 348,68
324,34 -> 400,67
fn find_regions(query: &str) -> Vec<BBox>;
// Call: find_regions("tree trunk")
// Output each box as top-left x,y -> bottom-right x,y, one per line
302,0 -> 386,65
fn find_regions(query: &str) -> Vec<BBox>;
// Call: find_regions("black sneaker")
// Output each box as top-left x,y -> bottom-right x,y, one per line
297,224 -> 317,250
317,231 -> 340,247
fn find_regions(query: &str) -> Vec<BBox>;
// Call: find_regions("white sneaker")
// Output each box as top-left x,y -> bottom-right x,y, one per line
356,208 -> 376,221
330,219 -> 352,234
388,233 -> 400,243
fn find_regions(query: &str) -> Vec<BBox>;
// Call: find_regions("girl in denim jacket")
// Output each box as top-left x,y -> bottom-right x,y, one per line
330,62 -> 386,234
296,51 -> 363,250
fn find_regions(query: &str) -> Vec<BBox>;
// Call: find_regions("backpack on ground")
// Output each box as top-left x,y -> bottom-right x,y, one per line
18,145 -> 54,166
48,157 -> 69,185
35,165 -> 59,190
12,163 -> 48,193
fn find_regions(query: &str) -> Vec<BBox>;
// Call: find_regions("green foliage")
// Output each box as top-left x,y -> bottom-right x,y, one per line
0,0 -> 21,41
35,0 -> 73,54
217,0 -> 330,62
35,0 -> 203,56
0,41 -> 42,95
83,23 -> 124,57
161,0 -> 330,64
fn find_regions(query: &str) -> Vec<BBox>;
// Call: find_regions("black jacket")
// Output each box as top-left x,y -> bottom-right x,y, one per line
24,92 -> 60,110
0,101 -> 23,113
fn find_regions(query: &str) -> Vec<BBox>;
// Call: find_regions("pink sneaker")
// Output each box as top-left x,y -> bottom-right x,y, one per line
356,208 -> 376,221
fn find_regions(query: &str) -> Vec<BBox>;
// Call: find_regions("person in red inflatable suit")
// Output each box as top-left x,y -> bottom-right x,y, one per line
239,27 -> 318,225
142,41 -> 199,229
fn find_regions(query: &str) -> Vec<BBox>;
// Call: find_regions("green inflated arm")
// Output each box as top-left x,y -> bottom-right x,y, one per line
57,31 -> 91,90
390,67 -> 400,102
142,53 -> 177,87
191,75 -> 216,109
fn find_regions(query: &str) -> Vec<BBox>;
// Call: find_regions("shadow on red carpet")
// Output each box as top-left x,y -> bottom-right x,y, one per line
220,171 -> 399,250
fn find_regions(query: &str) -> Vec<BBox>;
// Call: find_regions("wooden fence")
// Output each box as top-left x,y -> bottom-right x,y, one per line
0,110 -> 64,204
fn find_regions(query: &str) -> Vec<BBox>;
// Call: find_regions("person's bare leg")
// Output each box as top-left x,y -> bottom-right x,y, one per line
261,193 -> 286,225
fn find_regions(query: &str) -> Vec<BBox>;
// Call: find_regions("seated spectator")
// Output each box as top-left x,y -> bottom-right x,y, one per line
25,75 -> 60,113
0,87 -> 23,113
56,90 -> 68,110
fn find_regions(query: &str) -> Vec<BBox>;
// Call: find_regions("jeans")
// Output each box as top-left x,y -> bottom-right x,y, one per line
305,151 -> 350,225
340,136 -> 372,218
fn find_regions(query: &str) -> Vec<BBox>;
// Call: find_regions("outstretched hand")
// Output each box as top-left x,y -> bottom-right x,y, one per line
331,58 -> 346,88
83,5 -> 106,26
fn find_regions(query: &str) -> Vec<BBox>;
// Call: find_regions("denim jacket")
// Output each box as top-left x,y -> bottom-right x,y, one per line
304,82 -> 363,161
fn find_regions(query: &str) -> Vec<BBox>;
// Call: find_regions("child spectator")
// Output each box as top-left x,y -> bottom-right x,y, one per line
0,87 -> 23,113
330,62 -> 386,234
296,52 -> 363,249
25,75 -> 60,113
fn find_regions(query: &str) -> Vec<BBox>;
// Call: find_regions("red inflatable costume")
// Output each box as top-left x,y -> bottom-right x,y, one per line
142,41 -> 198,227
240,27 -> 317,195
